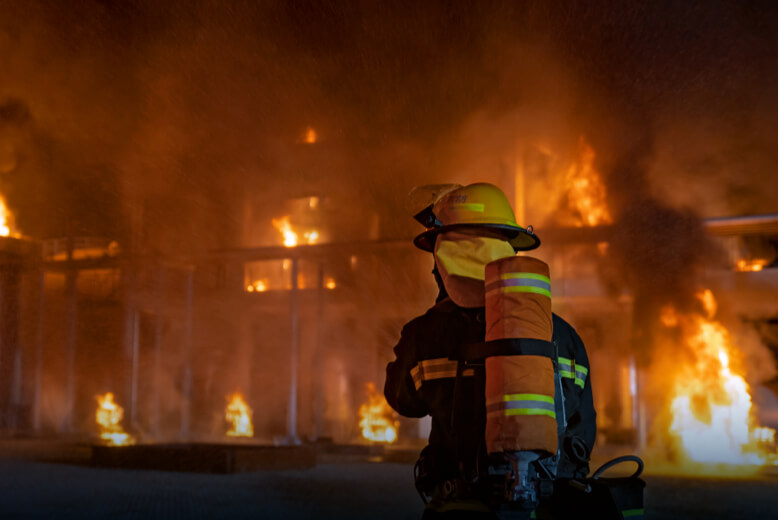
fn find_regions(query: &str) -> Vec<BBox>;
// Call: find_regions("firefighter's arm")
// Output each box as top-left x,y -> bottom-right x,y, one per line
384,321 -> 429,418
566,327 -> 597,454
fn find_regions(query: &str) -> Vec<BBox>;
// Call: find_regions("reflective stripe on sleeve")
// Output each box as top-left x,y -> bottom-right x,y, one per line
622,509 -> 644,519
558,357 -> 587,389
485,272 -> 551,298
410,358 -> 474,391
486,393 -> 556,419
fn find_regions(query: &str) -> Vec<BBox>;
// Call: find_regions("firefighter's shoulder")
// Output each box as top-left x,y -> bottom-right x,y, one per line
399,297 -> 462,338
551,313 -> 585,347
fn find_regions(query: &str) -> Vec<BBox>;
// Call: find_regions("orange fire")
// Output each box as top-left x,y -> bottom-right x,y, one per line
246,279 -> 268,292
359,382 -> 399,443
658,289 -> 777,474
0,195 -> 12,237
225,393 -> 254,437
736,258 -> 769,272
565,138 -> 612,227
304,126 -> 318,144
95,393 -> 135,446
271,216 -> 319,248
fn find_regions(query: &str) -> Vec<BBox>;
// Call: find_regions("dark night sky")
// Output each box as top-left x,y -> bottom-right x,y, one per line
0,0 -> 777,252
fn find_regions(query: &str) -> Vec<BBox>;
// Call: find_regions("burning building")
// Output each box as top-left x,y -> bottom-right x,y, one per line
0,3 -> 776,487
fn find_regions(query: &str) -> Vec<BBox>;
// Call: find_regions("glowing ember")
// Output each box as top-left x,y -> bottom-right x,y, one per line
272,216 -> 319,248
304,126 -> 317,144
225,393 -> 254,437
0,195 -> 12,237
736,258 -> 769,272
565,138 -> 612,227
661,289 -> 777,472
359,382 -> 399,443
325,277 -> 336,290
95,393 -> 134,446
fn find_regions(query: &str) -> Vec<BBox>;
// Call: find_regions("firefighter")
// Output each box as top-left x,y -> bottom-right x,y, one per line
384,183 -> 596,519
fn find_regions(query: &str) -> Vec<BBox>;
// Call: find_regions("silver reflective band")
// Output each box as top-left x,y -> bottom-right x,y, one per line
486,393 -> 556,419
558,357 -> 587,389
485,272 -> 551,298
411,358 -> 474,390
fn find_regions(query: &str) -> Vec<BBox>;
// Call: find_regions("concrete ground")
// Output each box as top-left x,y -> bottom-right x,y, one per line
1,440 -> 777,519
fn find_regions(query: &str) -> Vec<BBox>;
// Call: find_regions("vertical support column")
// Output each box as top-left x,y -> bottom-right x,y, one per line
0,262 -> 21,429
33,268 -> 45,431
286,256 -> 300,444
180,267 -> 194,439
152,266 -> 165,436
63,266 -> 78,433
122,264 -> 141,427
313,261 -> 325,440
129,310 -> 140,426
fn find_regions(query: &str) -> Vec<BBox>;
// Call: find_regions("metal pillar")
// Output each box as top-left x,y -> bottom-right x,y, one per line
0,262 -> 21,429
63,267 -> 78,433
152,267 -> 165,436
180,268 -> 194,438
313,262 -> 325,440
286,257 -> 300,444
32,269 -> 45,431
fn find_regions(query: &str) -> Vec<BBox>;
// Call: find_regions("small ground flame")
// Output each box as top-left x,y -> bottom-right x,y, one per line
359,382 -> 399,443
95,393 -> 134,446
565,138 -> 612,227
226,393 -> 254,438
659,289 -> 777,474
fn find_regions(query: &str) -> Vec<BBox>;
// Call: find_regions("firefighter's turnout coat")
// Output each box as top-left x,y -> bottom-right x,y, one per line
384,296 -> 596,495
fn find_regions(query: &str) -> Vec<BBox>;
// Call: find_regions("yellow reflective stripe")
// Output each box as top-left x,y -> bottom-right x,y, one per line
498,286 -> 551,298
451,202 -> 484,212
411,358 -> 474,390
503,408 -> 556,418
559,357 -> 587,388
500,272 -> 550,284
501,393 -> 554,404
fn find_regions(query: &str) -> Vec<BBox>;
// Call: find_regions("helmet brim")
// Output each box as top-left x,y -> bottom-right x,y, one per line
413,224 -> 541,252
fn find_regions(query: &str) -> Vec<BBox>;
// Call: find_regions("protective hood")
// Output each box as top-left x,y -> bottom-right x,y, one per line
434,231 -> 515,308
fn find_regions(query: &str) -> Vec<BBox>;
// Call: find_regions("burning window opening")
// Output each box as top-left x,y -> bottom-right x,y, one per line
272,216 -> 319,248
95,393 -> 135,446
564,137 -> 613,227
736,258 -> 770,272
225,393 -> 254,438
656,289 -> 778,474
359,382 -> 399,444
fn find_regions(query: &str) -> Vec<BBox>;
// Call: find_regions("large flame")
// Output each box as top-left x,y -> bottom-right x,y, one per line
660,289 -> 777,474
565,138 -> 612,227
0,195 -> 12,237
359,382 -> 399,443
95,393 -> 135,446
225,393 -> 254,438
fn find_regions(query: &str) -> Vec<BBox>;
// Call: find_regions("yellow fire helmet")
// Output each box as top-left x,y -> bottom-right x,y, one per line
409,182 -> 540,252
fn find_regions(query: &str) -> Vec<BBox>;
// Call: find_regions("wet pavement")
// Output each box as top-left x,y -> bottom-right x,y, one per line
1,442 -> 777,519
